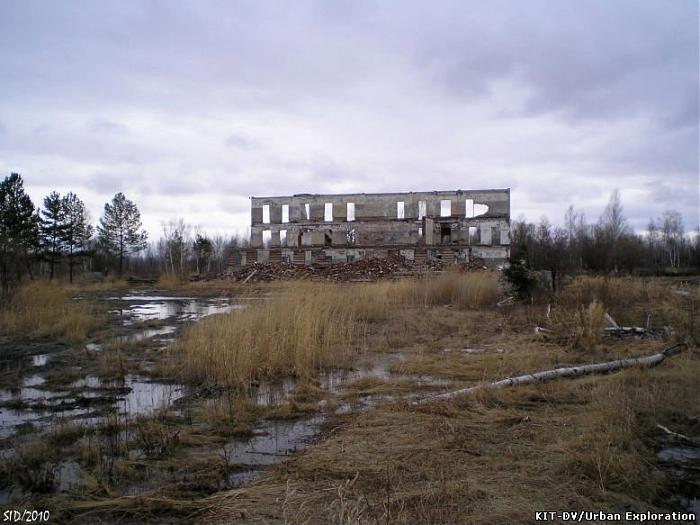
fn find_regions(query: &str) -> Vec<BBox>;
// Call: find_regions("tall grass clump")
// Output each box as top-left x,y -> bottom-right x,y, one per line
157,273 -> 186,289
0,280 -> 101,342
389,271 -> 499,309
571,300 -> 605,351
561,276 -> 670,310
180,282 -> 388,388
560,275 -> 699,343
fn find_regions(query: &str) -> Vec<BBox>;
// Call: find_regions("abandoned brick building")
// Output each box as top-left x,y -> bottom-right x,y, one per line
233,189 -> 510,267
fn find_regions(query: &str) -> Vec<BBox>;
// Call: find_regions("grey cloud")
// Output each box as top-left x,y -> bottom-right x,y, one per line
88,118 -> 130,136
225,134 -> 258,150
0,0 -> 696,235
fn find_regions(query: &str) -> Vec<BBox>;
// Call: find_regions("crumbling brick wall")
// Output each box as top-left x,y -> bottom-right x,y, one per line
241,189 -> 510,266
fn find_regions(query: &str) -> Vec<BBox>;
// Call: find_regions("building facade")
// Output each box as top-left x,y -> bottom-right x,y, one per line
234,189 -> 510,267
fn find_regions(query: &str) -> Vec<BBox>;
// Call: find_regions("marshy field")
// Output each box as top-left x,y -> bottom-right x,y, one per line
0,272 -> 698,524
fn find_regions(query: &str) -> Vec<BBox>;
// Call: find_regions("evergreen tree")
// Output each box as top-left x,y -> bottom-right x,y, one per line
0,173 -> 39,290
62,192 -> 93,283
40,191 -> 66,280
193,234 -> 213,274
97,192 -> 148,277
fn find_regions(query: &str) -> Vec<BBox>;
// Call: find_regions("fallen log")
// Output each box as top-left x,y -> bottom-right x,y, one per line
414,343 -> 687,405
605,326 -> 655,338
241,269 -> 257,284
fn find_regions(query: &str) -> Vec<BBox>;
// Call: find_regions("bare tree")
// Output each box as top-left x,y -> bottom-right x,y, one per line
161,218 -> 191,277
660,211 -> 684,268
600,189 -> 629,242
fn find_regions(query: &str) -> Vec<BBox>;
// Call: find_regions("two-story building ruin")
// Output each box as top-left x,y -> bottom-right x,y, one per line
234,189 -> 510,267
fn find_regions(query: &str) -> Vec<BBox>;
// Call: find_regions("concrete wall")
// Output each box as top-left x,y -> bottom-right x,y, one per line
241,189 -> 510,263
251,189 -> 509,225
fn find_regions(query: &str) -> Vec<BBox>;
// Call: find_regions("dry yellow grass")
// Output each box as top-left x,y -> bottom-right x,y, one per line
0,280 -> 102,342
571,299 -> 606,351
386,271 -> 500,309
180,282 -> 389,389
179,274 -> 499,389
69,278 -> 129,292
200,351 -> 699,525
55,274 -> 698,524
558,275 -> 699,344
561,275 -> 673,307
157,273 -> 188,289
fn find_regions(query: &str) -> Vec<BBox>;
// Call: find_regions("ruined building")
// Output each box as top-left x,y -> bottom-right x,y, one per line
234,189 -> 510,267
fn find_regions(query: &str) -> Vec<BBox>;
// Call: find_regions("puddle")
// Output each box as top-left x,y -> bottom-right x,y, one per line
69,376 -> 102,389
108,294 -> 241,324
70,375 -> 184,417
253,379 -> 296,407
657,447 -> 700,464
224,414 -> 325,466
227,469 -> 261,487
0,292 -> 224,438
57,460 -> 82,492
118,375 -> 184,417
0,374 -> 184,437
115,325 -> 177,344
32,355 -> 48,367
23,374 -> 46,387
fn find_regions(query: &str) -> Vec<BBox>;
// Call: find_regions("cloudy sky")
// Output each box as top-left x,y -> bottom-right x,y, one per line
1,0 -> 698,238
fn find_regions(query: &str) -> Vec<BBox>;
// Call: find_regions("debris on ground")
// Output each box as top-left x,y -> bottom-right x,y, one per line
220,256 -> 489,282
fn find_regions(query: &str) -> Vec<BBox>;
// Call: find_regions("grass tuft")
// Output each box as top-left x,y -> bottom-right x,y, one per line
0,280 -> 102,342
180,282 -> 385,389
387,271 -> 500,310
571,300 -> 606,351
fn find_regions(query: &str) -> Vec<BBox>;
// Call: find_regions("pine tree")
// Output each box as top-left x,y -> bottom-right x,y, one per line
193,234 -> 213,274
0,173 -> 39,290
62,192 -> 93,283
96,192 -> 148,277
40,191 -> 66,280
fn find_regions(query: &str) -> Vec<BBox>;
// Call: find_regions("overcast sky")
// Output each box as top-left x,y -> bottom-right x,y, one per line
1,0 -> 698,238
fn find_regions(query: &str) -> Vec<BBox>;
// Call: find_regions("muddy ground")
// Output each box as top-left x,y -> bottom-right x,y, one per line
0,282 -> 698,524
0,287 -> 461,523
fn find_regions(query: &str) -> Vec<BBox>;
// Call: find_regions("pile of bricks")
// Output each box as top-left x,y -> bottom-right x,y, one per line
221,255 -> 491,283
222,256 -> 415,282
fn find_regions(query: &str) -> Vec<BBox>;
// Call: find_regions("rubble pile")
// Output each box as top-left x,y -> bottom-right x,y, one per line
222,255 -> 490,283
222,256 -> 412,282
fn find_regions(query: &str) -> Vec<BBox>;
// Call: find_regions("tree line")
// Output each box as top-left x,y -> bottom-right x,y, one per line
1,173 -> 698,293
510,189 -> 700,289
0,173 -> 246,293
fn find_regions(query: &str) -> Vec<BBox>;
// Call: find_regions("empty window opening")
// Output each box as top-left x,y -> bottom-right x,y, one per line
282,204 -> 289,223
304,203 -> 310,220
440,225 -> 451,244
262,205 -> 270,224
347,202 -> 355,221
324,203 -> 333,222
262,230 -> 272,246
468,226 -> 478,243
465,199 -> 474,218
397,201 -> 405,219
324,229 -> 333,247
418,200 -> 427,220
280,229 -> 287,244
474,203 -> 489,216
346,228 -> 357,245
440,200 -> 451,217
418,226 -> 423,237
